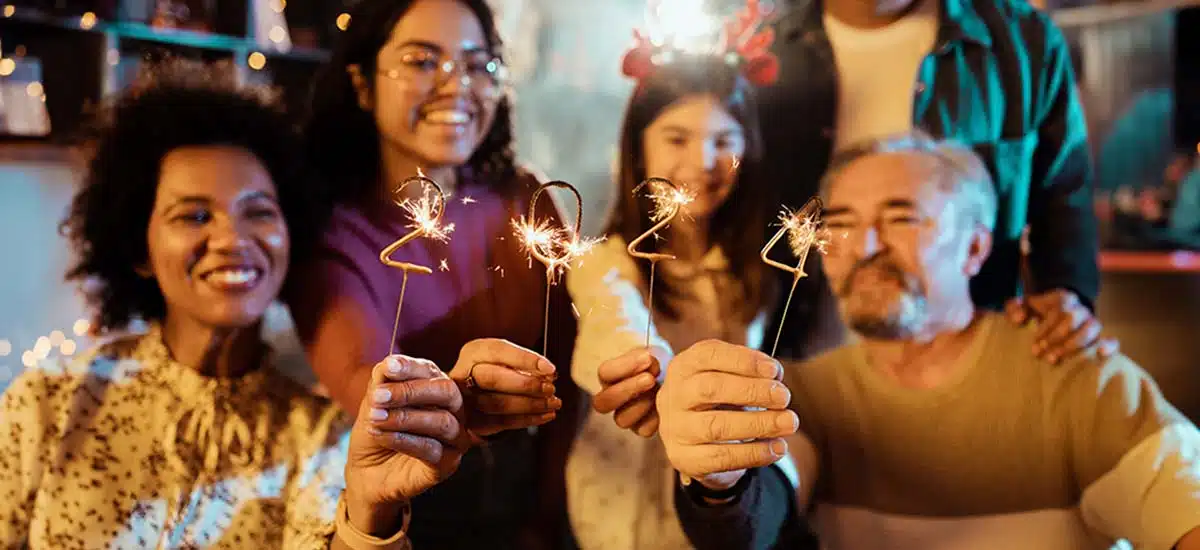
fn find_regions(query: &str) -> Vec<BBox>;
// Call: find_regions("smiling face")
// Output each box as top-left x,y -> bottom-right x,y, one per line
642,94 -> 746,222
359,0 -> 503,170
145,146 -> 289,331
821,152 -> 991,339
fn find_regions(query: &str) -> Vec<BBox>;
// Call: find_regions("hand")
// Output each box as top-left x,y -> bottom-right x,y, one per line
344,355 -> 468,536
594,347 -> 662,437
656,339 -> 797,490
1005,289 -> 1118,364
447,338 -> 562,437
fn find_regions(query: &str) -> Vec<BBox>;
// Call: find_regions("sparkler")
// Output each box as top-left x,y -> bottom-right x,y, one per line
627,177 -> 695,347
761,197 -> 831,357
512,181 -> 601,355
379,174 -> 455,355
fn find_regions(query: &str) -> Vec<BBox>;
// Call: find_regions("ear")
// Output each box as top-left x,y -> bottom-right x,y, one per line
962,224 -> 992,277
346,64 -> 373,111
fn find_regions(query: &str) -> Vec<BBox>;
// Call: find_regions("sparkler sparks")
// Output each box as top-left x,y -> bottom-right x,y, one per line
761,197 -> 830,357
378,175 -> 453,355
627,177 -> 694,346
513,181 -> 600,355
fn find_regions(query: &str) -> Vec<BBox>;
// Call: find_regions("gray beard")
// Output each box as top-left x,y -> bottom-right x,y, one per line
848,292 -> 929,340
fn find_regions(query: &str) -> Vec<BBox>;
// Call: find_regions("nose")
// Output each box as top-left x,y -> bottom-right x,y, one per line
207,215 -> 253,254
435,60 -> 472,95
853,225 -> 884,258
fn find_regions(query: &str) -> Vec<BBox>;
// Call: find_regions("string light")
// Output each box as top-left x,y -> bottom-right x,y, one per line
49,330 -> 65,346
79,11 -> 97,30
60,339 -> 77,356
73,318 -> 91,336
3,6 -> 14,17
21,351 -> 34,367
247,52 -> 267,71
0,339 -> 10,357
336,13 -> 351,31
0,58 -> 14,76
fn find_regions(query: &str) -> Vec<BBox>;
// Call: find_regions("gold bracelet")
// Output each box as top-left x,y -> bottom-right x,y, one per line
335,494 -> 413,550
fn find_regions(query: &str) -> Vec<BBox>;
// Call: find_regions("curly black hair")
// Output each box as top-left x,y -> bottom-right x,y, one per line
60,61 -> 325,334
303,0 -> 518,206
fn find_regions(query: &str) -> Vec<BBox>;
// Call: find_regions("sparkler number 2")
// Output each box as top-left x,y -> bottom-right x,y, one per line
627,176 -> 694,347
761,196 -> 830,357
379,175 -> 454,356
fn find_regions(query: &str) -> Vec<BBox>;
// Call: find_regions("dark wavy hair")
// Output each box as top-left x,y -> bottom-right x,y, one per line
59,62 -> 323,333
607,55 -> 776,323
304,0 -> 517,205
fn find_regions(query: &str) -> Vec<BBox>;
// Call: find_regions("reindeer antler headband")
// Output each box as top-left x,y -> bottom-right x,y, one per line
621,0 -> 781,87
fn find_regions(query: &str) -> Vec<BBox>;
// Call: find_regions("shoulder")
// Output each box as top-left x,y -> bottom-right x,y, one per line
567,236 -> 639,293
2,333 -> 145,416
783,344 -> 860,414
967,0 -> 1068,52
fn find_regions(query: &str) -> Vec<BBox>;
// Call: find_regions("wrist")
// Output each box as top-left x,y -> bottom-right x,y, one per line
345,497 -> 409,538
680,468 -> 755,506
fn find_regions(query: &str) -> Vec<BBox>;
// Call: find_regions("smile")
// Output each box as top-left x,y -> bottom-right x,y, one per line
420,108 -> 473,126
200,266 -> 263,291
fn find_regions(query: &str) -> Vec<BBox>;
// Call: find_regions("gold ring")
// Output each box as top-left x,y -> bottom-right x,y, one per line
463,363 -> 481,389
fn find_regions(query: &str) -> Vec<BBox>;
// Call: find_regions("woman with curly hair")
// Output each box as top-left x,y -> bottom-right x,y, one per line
291,0 -> 582,547
0,63 -> 507,549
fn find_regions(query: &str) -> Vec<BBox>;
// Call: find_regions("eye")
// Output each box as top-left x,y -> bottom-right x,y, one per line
173,209 -> 211,225
246,207 -> 279,221
400,52 -> 440,72
884,214 -> 921,225
824,219 -> 853,230
466,56 -> 498,77
665,136 -> 687,147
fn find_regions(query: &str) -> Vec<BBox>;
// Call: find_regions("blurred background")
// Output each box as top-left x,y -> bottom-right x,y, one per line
1,0 -> 1198,418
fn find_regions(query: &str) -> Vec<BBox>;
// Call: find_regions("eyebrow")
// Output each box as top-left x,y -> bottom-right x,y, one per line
162,190 -> 277,213
658,125 -> 742,137
392,40 -> 490,55
822,199 -> 916,217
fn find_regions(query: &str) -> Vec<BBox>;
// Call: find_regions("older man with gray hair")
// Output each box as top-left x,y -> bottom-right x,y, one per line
655,132 -> 1200,550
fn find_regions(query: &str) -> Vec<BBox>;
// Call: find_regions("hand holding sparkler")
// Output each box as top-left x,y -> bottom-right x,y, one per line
761,197 -> 831,357
379,175 -> 456,355
627,177 -> 695,346
512,181 -> 601,356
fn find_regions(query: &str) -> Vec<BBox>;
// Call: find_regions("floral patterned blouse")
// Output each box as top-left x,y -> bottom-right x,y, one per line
0,325 -> 350,549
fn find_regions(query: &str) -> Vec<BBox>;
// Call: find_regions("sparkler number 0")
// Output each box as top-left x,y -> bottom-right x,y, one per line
527,181 -> 585,272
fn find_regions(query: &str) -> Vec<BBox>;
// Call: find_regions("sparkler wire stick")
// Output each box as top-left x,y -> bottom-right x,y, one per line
627,176 -> 693,348
379,175 -> 451,356
760,197 -> 827,358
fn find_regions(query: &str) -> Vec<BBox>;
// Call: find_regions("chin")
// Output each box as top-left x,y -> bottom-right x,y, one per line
201,304 -> 269,331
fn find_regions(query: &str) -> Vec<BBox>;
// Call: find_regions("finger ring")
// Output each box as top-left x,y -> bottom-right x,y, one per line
464,363 -> 481,389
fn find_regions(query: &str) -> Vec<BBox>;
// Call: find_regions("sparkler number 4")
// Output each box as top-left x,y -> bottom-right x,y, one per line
760,196 -> 831,357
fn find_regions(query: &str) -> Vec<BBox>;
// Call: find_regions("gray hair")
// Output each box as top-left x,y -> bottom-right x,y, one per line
818,130 -> 998,231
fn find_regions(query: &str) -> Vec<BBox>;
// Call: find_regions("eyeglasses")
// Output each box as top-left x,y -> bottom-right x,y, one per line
823,213 -> 935,257
378,51 -> 508,98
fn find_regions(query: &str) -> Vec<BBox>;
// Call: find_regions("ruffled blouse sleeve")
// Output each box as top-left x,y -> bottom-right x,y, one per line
566,237 -> 673,396
0,358 -> 72,547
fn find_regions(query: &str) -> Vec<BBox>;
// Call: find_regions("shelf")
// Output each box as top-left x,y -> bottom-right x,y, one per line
110,22 -> 246,53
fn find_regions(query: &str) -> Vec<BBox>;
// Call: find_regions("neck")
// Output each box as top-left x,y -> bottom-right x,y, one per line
824,0 -> 921,28
667,216 -> 711,262
161,316 -> 266,378
860,301 -> 980,388
379,144 -> 457,202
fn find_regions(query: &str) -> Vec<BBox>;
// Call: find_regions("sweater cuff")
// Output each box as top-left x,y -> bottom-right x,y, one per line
674,466 -> 794,550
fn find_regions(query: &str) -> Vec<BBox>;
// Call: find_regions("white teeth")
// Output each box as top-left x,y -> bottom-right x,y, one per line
423,110 -> 470,124
206,269 -> 258,285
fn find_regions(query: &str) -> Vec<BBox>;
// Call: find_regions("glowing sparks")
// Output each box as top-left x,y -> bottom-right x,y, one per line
396,187 -> 455,243
644,178 -> 695,222
438,259 -> 449,271
460,196 -> 476,205
761,197 -> 829,357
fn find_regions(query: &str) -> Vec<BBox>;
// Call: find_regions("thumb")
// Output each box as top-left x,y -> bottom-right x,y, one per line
1005,297 -> 1029,324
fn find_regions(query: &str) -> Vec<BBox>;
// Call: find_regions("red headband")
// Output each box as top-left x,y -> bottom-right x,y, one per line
621,0 -> 780,87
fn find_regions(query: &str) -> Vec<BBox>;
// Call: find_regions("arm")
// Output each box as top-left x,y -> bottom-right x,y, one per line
565,238 -> 673,396
1068,356 -> 1200,549
1026,16 -> 1100,307
289,250 -> 388,416
0,366 -> 60,546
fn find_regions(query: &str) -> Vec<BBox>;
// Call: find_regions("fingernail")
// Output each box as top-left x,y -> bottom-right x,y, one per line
547,397 -> 563,410
387,356 -> 403,374
640,372 -> 656,388
537,358 -> 556,375
372,388 -> 391,404
770,382 -> 791,405
758,359 -> 781,379
366,427 -> 383,435
369,408 -> 388,421
770,439 -> 787,456
539,412 -> 557,423
540,382 -> 556,395
777,411 -> 798,431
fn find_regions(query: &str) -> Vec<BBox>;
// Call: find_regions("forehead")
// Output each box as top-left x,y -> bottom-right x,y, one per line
384,0 -> 487,53
825,152 -> 946,211
157,146 -> 275,199
647,95 -> 741,134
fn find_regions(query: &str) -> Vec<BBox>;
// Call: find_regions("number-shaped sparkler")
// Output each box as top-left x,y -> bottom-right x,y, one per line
627,177 -> 695,347
379,175 -> 455,355
513,181 -> 600,356
761,197 -> 830,357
